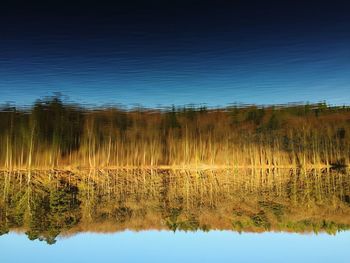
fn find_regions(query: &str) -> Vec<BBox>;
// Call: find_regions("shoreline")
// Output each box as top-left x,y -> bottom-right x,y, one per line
0,164 -> 347,173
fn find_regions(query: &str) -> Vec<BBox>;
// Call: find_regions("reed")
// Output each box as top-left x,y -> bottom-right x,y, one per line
1,168 -> 350,243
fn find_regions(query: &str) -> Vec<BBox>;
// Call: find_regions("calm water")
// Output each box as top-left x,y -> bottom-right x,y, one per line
1,169 -> 350,262
1,2 -> 350,262
1,2 -> 350,107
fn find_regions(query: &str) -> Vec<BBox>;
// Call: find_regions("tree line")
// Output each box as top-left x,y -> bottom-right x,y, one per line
1,169 -> 350,244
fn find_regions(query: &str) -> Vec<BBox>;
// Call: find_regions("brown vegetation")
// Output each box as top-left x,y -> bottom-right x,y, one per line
1,168 -> 350,244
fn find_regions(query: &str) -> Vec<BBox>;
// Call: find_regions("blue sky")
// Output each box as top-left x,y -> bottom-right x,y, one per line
1,231 -> 349,263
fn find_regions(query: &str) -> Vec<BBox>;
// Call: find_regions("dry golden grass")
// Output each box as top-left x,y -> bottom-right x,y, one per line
1,168 -> 350,243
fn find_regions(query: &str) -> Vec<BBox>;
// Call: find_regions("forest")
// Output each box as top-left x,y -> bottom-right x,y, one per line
1,169 -> 349,244
1,96 -> 350,169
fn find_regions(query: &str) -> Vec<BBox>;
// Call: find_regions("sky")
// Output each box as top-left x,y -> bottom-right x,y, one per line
0,0 -> 350,107
1,231 -> 349,263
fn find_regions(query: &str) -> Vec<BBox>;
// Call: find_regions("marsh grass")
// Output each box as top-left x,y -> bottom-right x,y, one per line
1,168 -> 350,243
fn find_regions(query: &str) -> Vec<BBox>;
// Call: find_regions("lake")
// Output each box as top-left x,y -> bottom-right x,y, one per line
2,1 -> 350,262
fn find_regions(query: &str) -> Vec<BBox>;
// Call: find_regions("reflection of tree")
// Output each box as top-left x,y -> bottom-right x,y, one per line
1,97 -> 350,168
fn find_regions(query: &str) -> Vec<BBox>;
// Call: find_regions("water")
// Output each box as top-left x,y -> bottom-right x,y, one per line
1,2 -> 350,107
1,1 -> 350,262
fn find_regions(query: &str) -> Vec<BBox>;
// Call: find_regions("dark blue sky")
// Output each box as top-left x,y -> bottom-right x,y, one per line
1,0 -> 349,107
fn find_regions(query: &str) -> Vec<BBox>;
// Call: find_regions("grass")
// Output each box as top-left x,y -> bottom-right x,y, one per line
1,168 -> 350,243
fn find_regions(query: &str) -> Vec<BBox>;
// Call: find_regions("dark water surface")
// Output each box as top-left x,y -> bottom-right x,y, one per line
1,1 -> 350,107
1,169 -> 350,262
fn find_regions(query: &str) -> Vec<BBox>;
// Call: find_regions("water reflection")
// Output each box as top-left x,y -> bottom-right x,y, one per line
1,168 -> 349,244
1,97 -> 350,169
